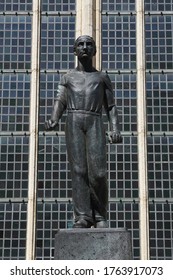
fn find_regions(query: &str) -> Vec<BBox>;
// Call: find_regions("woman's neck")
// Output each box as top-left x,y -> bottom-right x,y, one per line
76,58 -> 94,72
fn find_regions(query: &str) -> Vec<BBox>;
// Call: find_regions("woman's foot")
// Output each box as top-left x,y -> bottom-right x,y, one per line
73,219 -> 93,228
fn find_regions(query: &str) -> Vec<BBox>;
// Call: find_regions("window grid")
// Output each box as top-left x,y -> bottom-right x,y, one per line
36,202 -> 74,260
0,203 -> 27,260
0,16 -> 32,70
41,16 -> 75,70
148,136 -> 173,199
146,74 -> 173,132
145,0 -> 173,11
109,202 -> 139,259
102,15 -> 136,70
38,136 -> 72,199
108,136 -> 138,199
0,74 -> 30,132
0,0 -> 32,12
145,15 -> 173,70
0,136 -> 29,199
102,0 -> 135,12
149,203 -> 173,260
42,0 -> 76,12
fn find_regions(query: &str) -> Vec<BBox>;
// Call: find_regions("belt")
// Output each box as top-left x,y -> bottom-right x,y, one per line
67,109 -> 101,116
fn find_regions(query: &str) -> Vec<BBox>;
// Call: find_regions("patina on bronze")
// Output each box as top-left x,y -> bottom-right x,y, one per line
45,35 -> 122,228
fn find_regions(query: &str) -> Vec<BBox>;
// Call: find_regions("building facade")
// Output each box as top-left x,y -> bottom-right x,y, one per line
0,0 -> 173,260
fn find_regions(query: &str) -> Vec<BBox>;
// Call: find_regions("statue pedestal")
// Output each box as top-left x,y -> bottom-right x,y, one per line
54,228 -> 132,260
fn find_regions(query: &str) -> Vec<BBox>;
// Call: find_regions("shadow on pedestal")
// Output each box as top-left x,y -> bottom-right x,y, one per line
54,228 -> 133,260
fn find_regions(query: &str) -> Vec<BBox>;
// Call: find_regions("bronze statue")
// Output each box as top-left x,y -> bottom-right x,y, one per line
45,35 -> 122,228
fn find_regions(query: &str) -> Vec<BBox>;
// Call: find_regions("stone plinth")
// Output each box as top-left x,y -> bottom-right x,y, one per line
54,228 -> 132,260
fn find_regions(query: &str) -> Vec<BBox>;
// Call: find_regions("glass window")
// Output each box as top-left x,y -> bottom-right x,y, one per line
41,16 -> 75,70
0,0 -> 32,12
145,0 -> 173,11
102,15 -> 136,70
148,136 -> 173,199
0,74 -> 30,132
145,16 -> 173,70
146,74 -> 173,132
0,16 -> 32,70
42,0 -> 75,12
0,203 -> 27,260
102,0 -> 135,12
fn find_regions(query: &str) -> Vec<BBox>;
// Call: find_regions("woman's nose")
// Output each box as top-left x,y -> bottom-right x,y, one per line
83,42 -> 87,49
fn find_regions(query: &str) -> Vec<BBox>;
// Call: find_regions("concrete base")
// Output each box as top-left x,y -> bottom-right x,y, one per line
54,228 -> 132,260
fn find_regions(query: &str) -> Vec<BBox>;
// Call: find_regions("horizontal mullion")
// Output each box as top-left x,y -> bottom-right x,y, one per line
1,70 -> 173,75
102,11 -> 136,16
0,198 -> 173,204
145,11 -> 173,16
1,132 -> 173,137
0,12 -> 32,16
41,11 -> 76,16
0,70 -> 31,74
102,11 -> 173,16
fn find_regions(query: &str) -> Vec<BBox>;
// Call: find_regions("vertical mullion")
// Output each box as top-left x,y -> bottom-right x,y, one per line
136,0 -> 150,260
26,0 -> 41,260
95,0 -> 102,70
